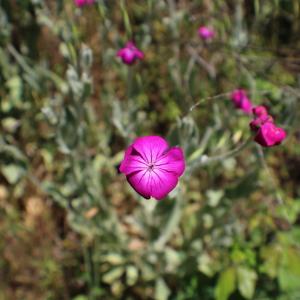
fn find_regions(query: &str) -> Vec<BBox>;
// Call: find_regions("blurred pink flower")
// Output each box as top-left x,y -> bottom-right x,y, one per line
117,41 -> 144,65
252,105 -> 268,117
198,26 -> 215,40
119,136 -> 185,200
249,114 -> 273,132
250,105 -> 273,131
230,89 -> 253,114
74,0 -> 95,7
254,122 -> 286,147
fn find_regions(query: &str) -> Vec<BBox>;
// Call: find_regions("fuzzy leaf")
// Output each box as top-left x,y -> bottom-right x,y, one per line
237,267 -> 257,299
155,278 -> 170,300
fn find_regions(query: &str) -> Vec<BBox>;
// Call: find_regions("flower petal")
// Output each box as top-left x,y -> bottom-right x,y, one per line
127,168 -> 179,200
273,127 -> 286,145
132,136 -> 169,164
127,170 -> 152,199
116,48 -> 125,57
240,98 -> 253,114
125,41 -> 136,48
119,146 -> 147,175
155,147 -> 185,177
254,122 -> 283,147
149,169 -> 179,200
135,49 -> 144,60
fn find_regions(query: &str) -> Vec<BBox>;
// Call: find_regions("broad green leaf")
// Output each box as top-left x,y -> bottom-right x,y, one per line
278,247 -> 300,291
237,267 -> 257,299
215,267 -> 236,300
260,246 -> 281,278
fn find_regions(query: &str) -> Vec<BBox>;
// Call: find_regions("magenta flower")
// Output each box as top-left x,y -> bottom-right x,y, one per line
250,105 -> 273,131
74,0 -> 95,7
252,105 -> 268,117
117,41 -> 144,65
254,122 -> 286,147
230,89 -> 253,114
249,114 -> 273,132
198,26 -> 215,40
249,105 -> 286,147
119,136 -> 185,200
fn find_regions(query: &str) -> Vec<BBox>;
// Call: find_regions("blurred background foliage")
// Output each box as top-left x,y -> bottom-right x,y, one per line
0,0 -> 300,299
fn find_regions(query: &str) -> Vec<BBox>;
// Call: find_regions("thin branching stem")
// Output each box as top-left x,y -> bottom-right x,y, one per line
256,145 -> 283,205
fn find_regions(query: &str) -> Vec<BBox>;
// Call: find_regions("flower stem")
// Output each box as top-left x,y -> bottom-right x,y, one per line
256,145 -> 283,205
187,137 -> 252,175
154,190 -> 183,250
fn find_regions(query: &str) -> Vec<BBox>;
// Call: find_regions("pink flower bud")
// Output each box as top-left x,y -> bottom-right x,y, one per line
230,89 -> 253,114
249,114 -> 274,132
74,0 -> 95,7
198,26 -> 215,40
254,122 -> 286,147
252,105 -> 268,117
240,98 -> 253,114
117,41 -> 144,65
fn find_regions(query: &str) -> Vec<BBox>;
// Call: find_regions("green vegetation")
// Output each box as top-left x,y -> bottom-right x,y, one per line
0,1 -> 300,299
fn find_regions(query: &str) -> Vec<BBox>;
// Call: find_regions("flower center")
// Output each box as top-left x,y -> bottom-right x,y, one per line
148,163 -> 155,171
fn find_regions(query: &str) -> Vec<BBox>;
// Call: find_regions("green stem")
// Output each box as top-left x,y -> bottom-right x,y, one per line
154,189 -> 183,250
256,145 -> 283,204
187,137 -> 252,175
83,245 -> 95,299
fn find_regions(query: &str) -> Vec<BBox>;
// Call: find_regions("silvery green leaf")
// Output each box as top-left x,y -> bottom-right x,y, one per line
2,118 -> 20,133
42,106 -> 58,125
141,264 -> 156,281
59,43 -> 70,59
198,253 -> 217,277
1,164 -> 25,185
6,76 -> 22,103
66,65 -> 83,95
126,265 -> 138,286
155,278 -> 170,300
206,189 -> 224,207
165,248 -> 181,272
231,1 -> 248,48
57,106 -> 78,153
112,101 -> 130,138
237,267 -> 257,299
102,267 -> 124,284
203,213 -> 213,229
0,143 -> 27,163
102,253 -> 124,265
81,45 -> 93,70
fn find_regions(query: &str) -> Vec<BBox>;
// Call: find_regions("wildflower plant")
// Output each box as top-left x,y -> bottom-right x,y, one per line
0,1 -> 299,300
117,41 -> 144,65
